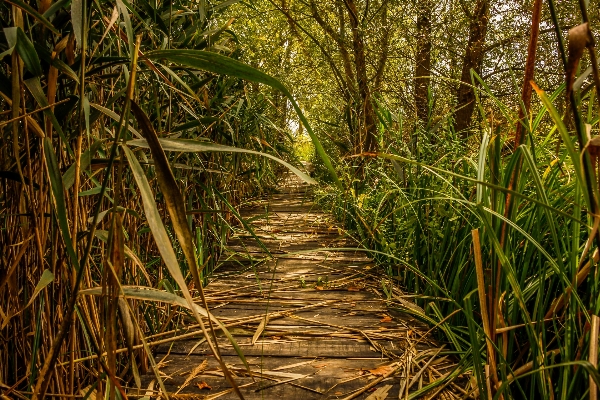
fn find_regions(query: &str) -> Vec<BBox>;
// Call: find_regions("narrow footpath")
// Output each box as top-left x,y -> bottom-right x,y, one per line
143,174 -> 458,399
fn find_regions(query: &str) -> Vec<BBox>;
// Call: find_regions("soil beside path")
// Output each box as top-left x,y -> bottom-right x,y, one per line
140,173 -> 457,399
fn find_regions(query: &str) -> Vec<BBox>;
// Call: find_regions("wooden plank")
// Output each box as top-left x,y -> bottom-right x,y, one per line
158,339 -> 402,358
137,173 -> 447,399
142,355 -> 400,399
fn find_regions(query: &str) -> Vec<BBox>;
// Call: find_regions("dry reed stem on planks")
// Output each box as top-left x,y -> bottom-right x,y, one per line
406,347 -> 444,392
339,360 -> 404,400
61,300 -> 336,366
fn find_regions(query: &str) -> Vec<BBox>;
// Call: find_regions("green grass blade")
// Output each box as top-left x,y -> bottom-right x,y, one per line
43,138 -> 80,272
128,138 -> 316,185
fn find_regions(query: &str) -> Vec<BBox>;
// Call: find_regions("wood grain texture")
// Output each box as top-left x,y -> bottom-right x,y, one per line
140,173 -> 446,399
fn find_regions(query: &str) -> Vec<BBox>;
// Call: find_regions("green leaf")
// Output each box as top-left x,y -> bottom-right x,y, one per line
116,0 -> 135,56
123,145 -> 189,293
128,101 -> 207,291
24,77 -> 72,155
80,285 -> 250,370
89,103 -> 143,139
123,143 -> 249,386
25,270 -> 54,309
95,230 -> 152,287
145,49 -> 339,186
80,286 -> 209,317
62,139 -> 103,190
156,63 -> 201,101
42,0 -> 70,20
212,187 -> 272,257
78,186 -> 105,196
211,0 -> 240,12
83,95 -> 91,136
43,138 -> 80,272
14,27 -> 43,77
1,269 -> 54,328
50,56 -> 79,83
375,152 -> 586,226
476,129 -> 490,205
520,145 -> 565,268
71,0 -> 83,50
127,103 -> 251,381
532,83 -> 587,203
128,138 -> 316,185
90,207 -> 140,226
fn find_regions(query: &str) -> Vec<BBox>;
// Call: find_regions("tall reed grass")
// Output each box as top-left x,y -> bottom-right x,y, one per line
318,54 -> 600,400
0,0 -> 322,397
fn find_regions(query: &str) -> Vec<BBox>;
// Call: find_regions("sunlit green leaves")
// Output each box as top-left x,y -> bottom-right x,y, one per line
145,49 -> 339,186
128,138 -> 316,184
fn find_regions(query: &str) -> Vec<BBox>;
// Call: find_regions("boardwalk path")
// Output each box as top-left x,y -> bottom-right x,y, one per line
144,174 -> 455,399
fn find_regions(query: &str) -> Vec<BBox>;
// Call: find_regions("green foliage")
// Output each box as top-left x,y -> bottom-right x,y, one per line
3,0 -> 600,398
318,79 -> 600,398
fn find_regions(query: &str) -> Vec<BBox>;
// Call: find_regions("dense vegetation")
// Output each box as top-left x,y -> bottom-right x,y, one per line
2,0 -> 600,399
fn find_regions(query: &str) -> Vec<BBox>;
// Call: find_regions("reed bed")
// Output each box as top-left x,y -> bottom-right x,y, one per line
0,0 -> 317,397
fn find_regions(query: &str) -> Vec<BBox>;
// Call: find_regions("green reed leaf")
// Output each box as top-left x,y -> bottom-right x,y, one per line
128,138 -> 316,185
145,49 -> 339,186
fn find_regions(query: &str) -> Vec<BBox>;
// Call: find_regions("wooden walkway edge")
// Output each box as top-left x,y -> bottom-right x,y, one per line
140,174 -> 457,399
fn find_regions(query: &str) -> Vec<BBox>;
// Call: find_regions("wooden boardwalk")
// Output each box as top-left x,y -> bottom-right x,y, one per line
141,175 -> 457,399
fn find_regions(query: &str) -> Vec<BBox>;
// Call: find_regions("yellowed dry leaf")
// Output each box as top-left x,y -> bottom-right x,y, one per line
196,381 -> 212,390
252,315 -> 269,345
368,365 -> 395,376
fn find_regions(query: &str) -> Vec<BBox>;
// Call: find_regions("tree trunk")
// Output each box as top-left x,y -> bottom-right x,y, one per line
374,1 -> 390,91
454,0 -> 490,137
309,0 -> 356,98
414,0 -> 432,125
513,0 -> 542,149
344,0 -> 378,154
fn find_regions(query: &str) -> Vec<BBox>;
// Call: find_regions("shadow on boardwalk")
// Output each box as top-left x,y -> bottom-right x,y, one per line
140,174 -> 459,399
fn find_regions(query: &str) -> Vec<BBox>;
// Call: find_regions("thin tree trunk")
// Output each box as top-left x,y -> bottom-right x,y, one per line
454,0 -> 489,137
414,0 -> 432,125
310,0 -> 356,97
344,0 -> 377,153
513,0 -> 542,148
374,1 -> 390,91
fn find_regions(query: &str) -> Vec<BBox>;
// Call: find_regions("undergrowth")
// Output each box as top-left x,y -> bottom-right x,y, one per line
316,75 -> 600,399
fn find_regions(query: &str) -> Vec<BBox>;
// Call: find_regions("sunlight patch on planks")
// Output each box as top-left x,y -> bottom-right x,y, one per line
137,173 -> 463,399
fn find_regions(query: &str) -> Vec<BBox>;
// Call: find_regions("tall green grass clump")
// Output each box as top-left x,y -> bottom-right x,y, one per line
318,20 -> 600,400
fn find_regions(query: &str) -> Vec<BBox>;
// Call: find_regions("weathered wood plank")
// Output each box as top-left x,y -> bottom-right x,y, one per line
159,338 -> 404,358
145,355 -> 400,399
138,174 -> 445,400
